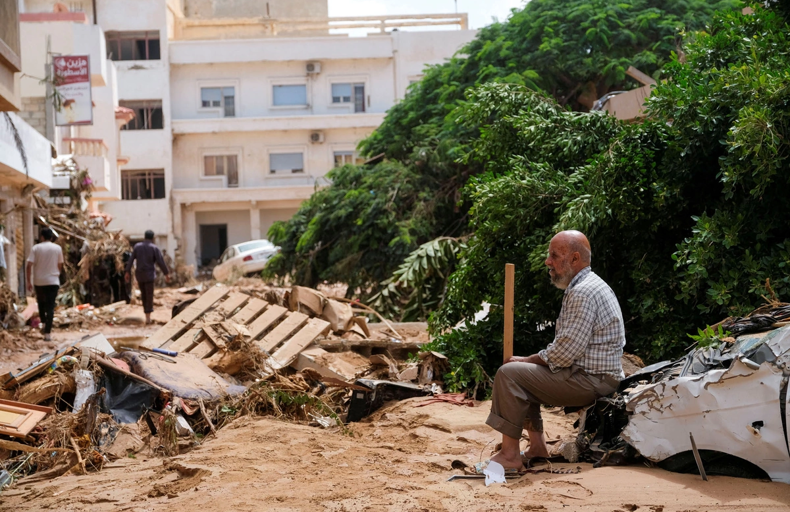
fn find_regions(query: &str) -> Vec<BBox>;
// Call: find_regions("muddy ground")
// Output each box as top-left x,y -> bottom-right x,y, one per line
2,280 -> 789,511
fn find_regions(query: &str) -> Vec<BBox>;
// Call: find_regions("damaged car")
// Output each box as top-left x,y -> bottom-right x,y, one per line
578,309 -> 790,484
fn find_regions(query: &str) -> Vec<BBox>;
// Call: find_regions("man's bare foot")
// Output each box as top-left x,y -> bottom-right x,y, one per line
521,446 -> 551,461
489,450 -> 525,470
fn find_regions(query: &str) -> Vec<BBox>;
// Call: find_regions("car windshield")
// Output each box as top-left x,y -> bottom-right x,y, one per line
219,247 -> 235,262
236,240 -> 274,254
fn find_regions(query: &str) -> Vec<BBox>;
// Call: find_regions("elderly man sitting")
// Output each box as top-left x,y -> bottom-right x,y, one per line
487,230 -> 625,471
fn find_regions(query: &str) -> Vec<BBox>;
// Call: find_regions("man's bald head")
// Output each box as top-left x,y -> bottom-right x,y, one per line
545,230 -> 592,289
552,230 -> 591,265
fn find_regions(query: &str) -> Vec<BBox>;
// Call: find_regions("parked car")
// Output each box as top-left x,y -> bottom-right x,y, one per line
212,239 -> 279,281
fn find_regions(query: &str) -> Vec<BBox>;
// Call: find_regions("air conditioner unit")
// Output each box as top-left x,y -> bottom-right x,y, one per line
310,131 -> 325,144
306,62 -> 321,74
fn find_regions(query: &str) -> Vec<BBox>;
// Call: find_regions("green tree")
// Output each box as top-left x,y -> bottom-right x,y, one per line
268,0 -> 737,305
429,4 -> 790,390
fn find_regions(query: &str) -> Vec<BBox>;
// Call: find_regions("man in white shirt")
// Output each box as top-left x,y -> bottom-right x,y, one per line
26,228 -> 64,341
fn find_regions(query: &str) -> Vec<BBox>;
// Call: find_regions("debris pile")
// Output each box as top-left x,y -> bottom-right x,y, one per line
0,284 -> 448,492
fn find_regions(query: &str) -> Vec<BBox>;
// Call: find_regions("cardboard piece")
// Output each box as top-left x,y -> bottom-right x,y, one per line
321,299 -> 354,332
289,286 -> 326,316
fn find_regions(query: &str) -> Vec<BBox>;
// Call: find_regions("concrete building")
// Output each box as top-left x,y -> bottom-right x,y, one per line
18,0 -> 476,270
0,0 -> 53,296
168,1 -> 475,268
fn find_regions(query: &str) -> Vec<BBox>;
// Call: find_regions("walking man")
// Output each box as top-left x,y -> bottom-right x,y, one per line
486,230 -> 625,471
26,228 -> 64,341
125,230 -> 170,325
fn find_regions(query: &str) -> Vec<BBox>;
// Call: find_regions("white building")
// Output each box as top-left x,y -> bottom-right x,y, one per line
0,1 -> 53,296
18,0 -> 476,269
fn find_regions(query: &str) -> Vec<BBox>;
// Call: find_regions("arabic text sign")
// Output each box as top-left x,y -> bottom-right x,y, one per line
54,55 -> 92,126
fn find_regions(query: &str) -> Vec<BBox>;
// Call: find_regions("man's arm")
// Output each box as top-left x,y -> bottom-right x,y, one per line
505,354 -> 548,366
57,246 -> 64,273
154,247 -> 170,276
538,292 -> 595,371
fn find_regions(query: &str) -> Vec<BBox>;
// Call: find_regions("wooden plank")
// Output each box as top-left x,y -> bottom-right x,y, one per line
202,325 -> 227,350
217,292 -> 249,316
168,328 -> 203,354
230,298 -> 269,325
191,339 -> 216,359
246,305 -> 288,340
270,318 -> 331,370
258,312 -> 309,354
503,263 -> 515,364
144,287 -> 230,349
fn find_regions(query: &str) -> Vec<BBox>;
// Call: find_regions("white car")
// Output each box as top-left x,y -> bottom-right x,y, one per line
212,239 -> 279,281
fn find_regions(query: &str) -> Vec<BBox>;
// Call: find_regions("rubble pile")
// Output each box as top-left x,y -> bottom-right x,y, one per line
0,284 -> 448,491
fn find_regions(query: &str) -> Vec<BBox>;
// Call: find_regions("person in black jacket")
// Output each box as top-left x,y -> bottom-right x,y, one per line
125,230 -> 170,324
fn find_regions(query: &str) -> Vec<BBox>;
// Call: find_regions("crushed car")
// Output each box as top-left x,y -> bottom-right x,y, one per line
578,306 -> 790,484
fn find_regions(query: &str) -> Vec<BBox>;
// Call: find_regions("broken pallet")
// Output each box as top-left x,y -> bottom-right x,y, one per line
143,287 -> 330,369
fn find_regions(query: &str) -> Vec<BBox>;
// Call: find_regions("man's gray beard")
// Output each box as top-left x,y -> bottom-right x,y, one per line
550,267 -> 573,290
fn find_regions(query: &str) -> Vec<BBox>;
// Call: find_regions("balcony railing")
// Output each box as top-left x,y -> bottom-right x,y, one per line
173,13 -> 469,40
63,138 -> 108,157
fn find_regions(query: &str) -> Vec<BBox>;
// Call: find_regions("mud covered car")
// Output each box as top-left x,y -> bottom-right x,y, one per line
578,313 -> 790,483
212,240 -> 279,281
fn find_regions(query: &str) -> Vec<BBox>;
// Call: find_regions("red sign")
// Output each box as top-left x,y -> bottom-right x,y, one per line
53,55 -> 92,126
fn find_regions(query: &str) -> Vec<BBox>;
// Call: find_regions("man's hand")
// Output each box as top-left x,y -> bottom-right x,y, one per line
124,272 -> 130,283
165,275 -> 171,284
504,354 -> 549,367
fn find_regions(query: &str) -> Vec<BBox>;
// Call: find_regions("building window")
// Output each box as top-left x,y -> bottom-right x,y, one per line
122,169 -> 165,200
200,87 -> 235,117
333,151 -> 365,167
69,2 -> 85,12
105,31 -> 160,61
331,83 -> 365,112
204,155 -> 239,187
272,85 -> 307,106
120,100 -> 164,130
270,153 -> 304,174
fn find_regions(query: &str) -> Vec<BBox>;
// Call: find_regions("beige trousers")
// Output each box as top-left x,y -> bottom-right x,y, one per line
486,362 -> 619,438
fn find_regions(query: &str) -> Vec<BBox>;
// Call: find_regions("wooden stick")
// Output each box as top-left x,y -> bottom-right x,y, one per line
503,263 -> 515,364
69,435 -> 86,475
198,397 -> 217,437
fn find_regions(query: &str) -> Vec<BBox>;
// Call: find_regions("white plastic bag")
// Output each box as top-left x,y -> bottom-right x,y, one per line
73,369 -> 96,412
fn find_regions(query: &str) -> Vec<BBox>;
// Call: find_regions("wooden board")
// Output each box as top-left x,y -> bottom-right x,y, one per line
230,298 -> 269,325
202,325 -> 227,350
168,328 -> 204,354
246,305 -> 288,340
217,292 -> 249,316
0,399 -> 52,438
258,312 -> 309,354
145,287 -> 229,349
270,318 -> 330,370
191,339 -> 216,359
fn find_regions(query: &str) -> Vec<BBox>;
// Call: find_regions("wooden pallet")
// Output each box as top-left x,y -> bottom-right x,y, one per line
143,287 -> 331,369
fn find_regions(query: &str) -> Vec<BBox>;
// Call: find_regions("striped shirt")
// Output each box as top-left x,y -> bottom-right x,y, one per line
538,267 -> 625,379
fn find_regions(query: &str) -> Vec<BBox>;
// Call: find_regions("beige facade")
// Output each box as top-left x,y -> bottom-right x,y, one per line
19,0 -> 475,269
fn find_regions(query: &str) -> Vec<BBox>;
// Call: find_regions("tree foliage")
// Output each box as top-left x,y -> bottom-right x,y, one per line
267,0 -> 736,306
429,4 -> 790,390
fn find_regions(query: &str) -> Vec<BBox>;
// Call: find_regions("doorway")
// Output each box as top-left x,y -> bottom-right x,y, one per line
200,224 -> 227,266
